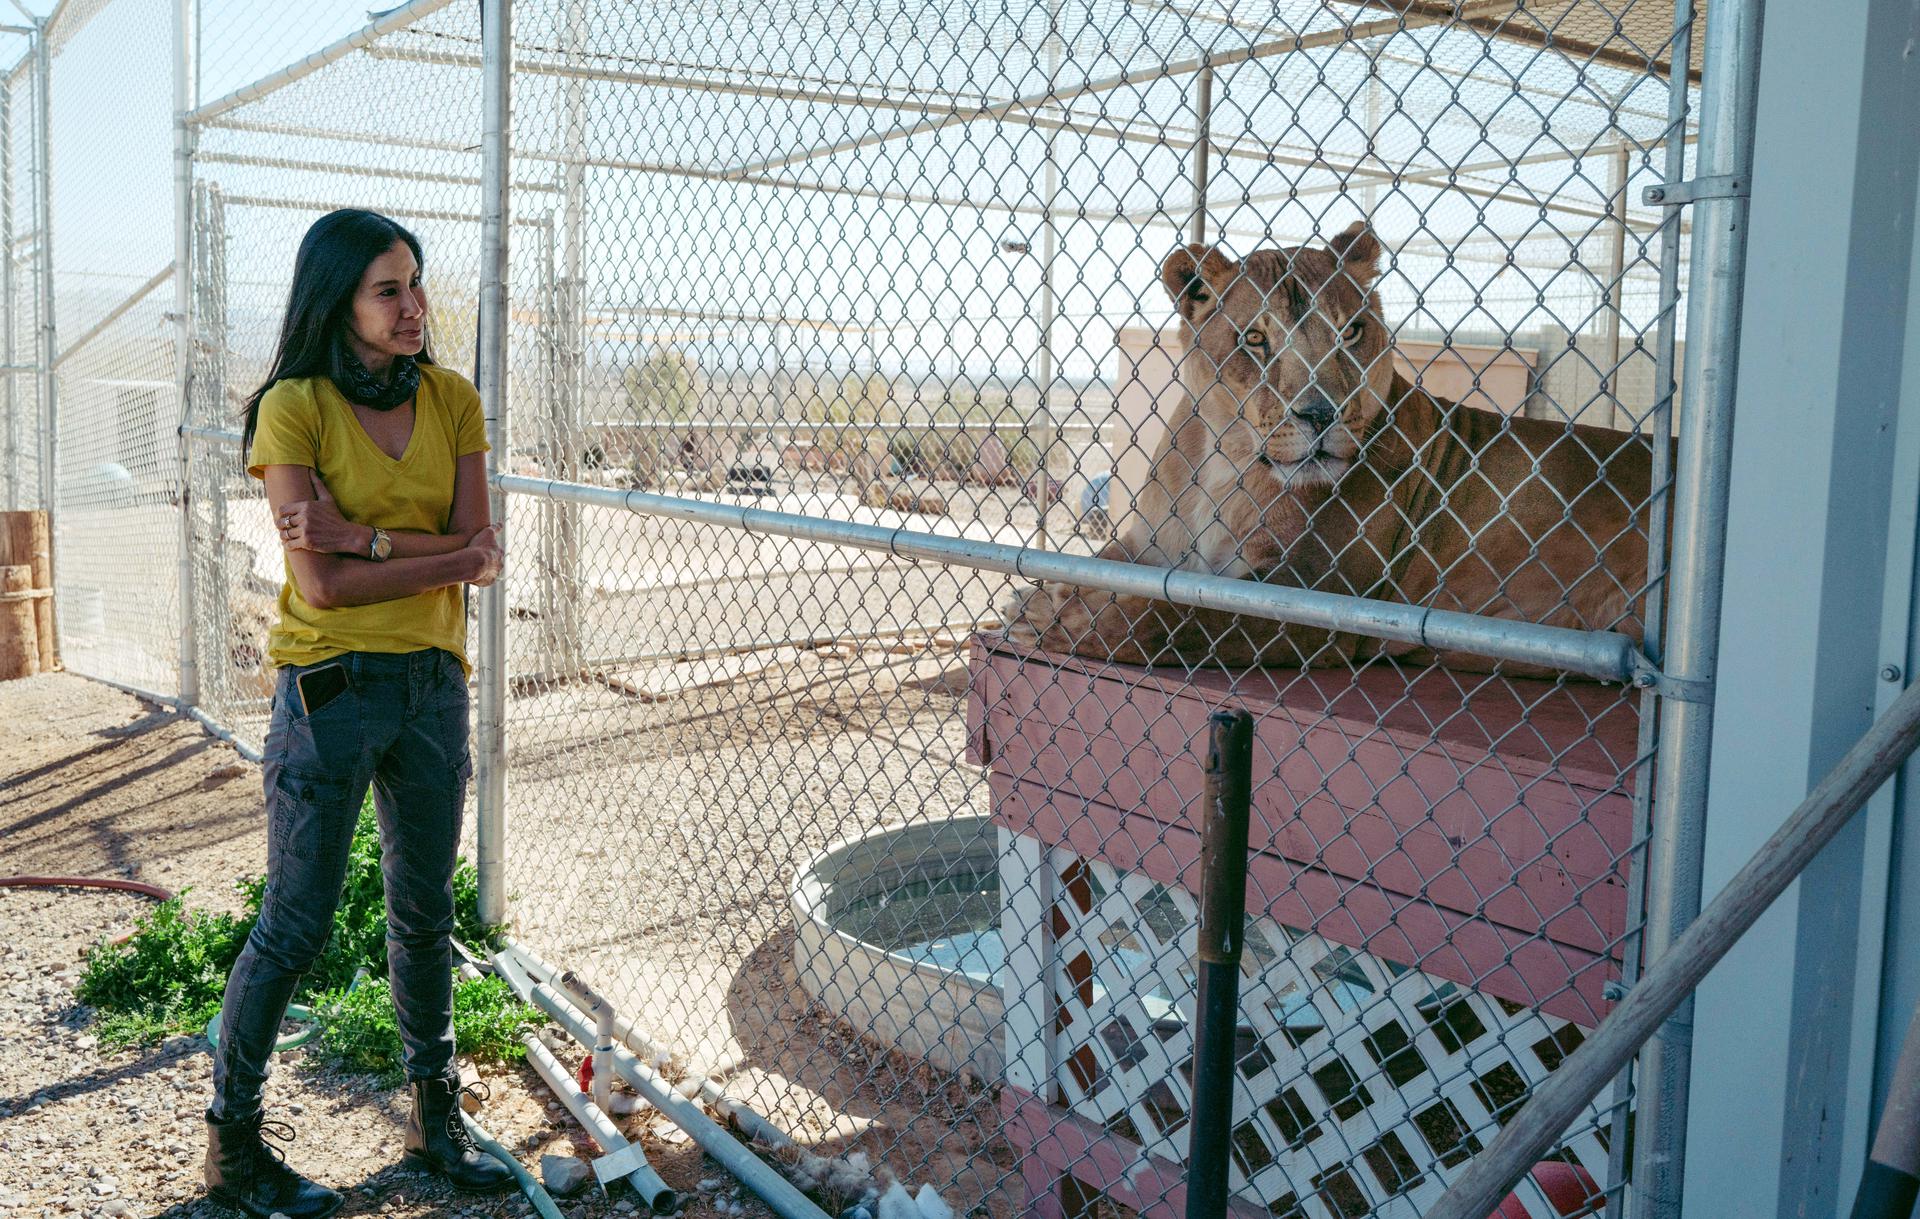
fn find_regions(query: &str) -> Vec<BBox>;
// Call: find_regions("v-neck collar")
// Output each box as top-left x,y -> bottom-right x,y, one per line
333,380 -> 420,468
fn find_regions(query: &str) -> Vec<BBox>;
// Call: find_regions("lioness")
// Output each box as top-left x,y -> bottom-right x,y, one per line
1006,222 -> 1657,674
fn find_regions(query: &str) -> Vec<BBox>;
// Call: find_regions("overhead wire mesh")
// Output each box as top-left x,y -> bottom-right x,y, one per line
12,0 -> 1720,1214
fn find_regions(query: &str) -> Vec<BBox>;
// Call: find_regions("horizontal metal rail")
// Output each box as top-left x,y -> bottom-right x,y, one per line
583,417 -> 1102,433
494,473 -> 1640,680
220,193 -> 547,228
67,669 -> 265,764
364,43 -> 991,115
182,0 -> 460,128
727,10 -> 1437,177
195,150 -> 563,194
181,424 -> 241,445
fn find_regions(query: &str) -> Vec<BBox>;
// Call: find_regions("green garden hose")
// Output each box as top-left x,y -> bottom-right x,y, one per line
202,1002 -> 323,1054
202,967 -> 368,1054
461,1112 -> 566,1219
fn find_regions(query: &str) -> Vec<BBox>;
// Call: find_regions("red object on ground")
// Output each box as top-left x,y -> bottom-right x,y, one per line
1490,1161 -> 1606,1218
577,1054 -> 593,1093
0,875 -> 173,901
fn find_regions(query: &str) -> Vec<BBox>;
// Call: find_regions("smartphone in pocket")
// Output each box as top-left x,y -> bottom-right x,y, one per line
295,661 -> 350,716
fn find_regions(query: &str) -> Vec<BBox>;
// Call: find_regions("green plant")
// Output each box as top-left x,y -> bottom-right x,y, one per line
307,975 -> 541,1085
79,794 -> 510,1051
77,891 -> 254,1049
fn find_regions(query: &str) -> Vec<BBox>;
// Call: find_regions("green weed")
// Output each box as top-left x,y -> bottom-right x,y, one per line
78,793 -> 525,1059
307,975 -> 540,1085
76,891 -> 252,1049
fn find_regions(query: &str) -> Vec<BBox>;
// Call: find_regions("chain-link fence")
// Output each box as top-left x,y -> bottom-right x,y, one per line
12,0 -> 1758,1215
0,21 -> 41,520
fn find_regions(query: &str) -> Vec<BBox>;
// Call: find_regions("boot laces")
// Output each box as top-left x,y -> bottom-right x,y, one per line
251,1116 -> 299,1179
444,1080 -> 490,1151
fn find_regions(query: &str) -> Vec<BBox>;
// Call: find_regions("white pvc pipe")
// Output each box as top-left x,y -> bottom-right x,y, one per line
494,946 -> 828,1219
558,970 -> 615,1114
520,1033 -> 675,1212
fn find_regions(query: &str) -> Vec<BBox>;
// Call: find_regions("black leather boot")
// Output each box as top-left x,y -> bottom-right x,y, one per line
203,1109 -> 344,1219
403,1073 -> 514,1192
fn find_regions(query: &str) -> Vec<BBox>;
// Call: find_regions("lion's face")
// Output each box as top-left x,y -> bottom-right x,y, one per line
1160,222 -> 1393,487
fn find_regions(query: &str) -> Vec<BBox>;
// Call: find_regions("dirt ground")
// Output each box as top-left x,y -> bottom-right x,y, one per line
0,671 -> 905,1219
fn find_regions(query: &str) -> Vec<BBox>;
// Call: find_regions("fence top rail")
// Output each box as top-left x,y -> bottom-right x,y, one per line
492,472 -> 1641,681
183,0 -> 460,129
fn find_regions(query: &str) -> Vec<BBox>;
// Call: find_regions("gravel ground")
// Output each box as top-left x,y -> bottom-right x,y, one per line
0,672 -> 876,1219
495,642 -> 1018,1218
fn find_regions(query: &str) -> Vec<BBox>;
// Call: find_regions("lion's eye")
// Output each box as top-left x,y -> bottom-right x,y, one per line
1243,329 -> 1268,347
1341,317 -> 1366,346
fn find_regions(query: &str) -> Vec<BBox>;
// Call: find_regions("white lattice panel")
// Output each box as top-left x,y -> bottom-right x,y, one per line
1002,835 -> 1620,1218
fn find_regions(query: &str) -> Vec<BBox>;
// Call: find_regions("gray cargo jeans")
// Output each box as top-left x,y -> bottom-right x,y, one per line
210,647 -> 471,1120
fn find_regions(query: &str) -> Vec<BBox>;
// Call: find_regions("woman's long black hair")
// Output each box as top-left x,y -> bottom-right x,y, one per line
241,209 -> 436,454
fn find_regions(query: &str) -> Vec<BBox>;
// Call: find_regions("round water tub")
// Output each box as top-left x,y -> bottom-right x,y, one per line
790,816 -> 1004,1081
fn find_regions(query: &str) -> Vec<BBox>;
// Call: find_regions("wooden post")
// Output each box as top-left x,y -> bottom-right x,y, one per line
0,510 -> 52,671
0,562 -> 36,679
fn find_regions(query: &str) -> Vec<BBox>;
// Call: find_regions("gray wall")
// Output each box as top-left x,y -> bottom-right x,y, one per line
1681,0 -> 1920,1215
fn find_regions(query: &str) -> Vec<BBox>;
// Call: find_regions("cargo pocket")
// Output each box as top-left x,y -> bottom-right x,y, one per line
269,766 -> 363,865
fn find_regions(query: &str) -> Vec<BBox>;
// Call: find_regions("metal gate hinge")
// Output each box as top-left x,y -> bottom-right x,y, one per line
1642,174 -> 1748,207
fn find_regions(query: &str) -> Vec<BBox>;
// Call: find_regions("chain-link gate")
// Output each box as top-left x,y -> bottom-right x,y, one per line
12,0 -> 1760,1214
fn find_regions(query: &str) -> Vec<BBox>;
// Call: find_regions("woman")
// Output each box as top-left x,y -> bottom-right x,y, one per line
204,209 -> 510,1219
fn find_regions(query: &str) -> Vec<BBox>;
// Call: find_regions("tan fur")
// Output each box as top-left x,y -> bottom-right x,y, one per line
1007,223 -> 1660,675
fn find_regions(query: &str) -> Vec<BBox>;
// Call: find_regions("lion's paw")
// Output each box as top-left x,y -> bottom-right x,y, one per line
996,584 -> 1051,646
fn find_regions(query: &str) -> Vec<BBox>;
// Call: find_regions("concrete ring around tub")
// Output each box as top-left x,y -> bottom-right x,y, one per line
790,815 -> 1004,1083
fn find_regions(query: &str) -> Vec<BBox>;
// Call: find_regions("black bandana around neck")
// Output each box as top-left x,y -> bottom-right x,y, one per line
334,347 -> 420,411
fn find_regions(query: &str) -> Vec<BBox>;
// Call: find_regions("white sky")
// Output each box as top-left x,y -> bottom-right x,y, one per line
35,0 -> 1694,396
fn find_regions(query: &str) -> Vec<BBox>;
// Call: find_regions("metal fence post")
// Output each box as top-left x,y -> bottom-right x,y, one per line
1188,62 -> 1212,247
1031,9 -> 1060,552
1186,707 -> 1254,1219
171,0 -> 198,708
1606,6 -> 1698,1214
31,18 -> 54,657
474,0 -> 511,926
1,77 -> 13,511
555,0 -> 584,676
1631,1 -> 1766,1215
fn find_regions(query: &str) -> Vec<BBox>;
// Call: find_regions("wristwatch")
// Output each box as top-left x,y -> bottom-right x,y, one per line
368,526 -> 393,562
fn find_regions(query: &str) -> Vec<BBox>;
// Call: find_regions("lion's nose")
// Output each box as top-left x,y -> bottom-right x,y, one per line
1291,391 -> 1338,432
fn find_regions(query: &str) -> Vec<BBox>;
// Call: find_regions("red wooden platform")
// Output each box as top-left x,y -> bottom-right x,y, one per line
968,635 -> 1641,1216
967,634 -> 1640,1027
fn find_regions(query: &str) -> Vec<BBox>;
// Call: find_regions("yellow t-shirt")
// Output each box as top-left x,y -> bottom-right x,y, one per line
247,363 -> 490,673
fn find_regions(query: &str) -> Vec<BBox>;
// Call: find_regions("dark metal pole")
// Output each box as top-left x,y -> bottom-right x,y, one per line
1187,707 -> 1255,1219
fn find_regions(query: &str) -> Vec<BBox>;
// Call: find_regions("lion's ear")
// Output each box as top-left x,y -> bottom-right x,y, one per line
1328,221 -> 1383,290
1160,244 -> 1236,323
